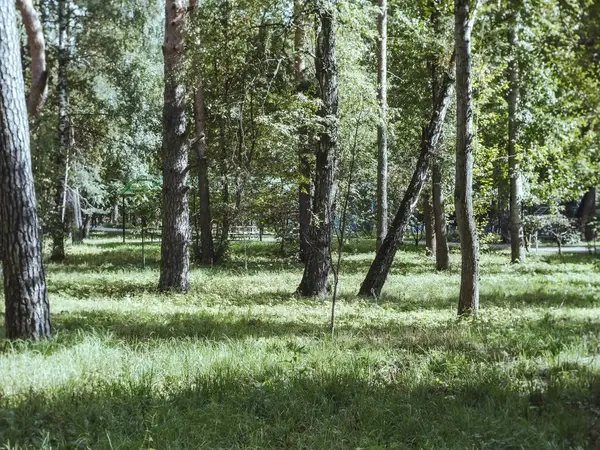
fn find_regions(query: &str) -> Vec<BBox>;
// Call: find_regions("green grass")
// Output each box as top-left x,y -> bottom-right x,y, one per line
1,236 -> 599,449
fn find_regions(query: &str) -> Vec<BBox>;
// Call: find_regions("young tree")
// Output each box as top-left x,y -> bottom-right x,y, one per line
193,85 -> 215,266
51,0 -> 72,262
454,0 -> 479,315
359,55 -> 456,297
376,0 -> 388,250
507,6 -> 526,263
430,1 -> 449,270
159,0 -> 190,291
297,0 -> 339,297
189,1 -> 214,266
0,0 -> 51,339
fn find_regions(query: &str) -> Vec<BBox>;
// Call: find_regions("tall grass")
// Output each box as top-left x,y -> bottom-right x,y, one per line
0,236 -> 599,448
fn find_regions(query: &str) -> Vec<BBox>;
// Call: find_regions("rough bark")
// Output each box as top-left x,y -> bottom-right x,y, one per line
159,0 -> 190,291
16,0 -> 48,117
358,55 -> 456,297
194,85 -> 214,265
455,0 -> 479,315
297,0 -> 339,297
0,0 -> 51,340
295,0 -> 312,263
376,0 -> 388,251
508,11 -> 525,263
423,191 -> 436,254
50,0 -> 70,262
432,158 -> 450,270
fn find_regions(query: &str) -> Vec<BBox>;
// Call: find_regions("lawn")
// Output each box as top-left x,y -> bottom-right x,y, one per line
0,235 -> 599,449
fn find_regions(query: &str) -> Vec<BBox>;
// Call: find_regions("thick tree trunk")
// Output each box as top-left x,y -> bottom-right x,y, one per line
432,158 -> 450,270
358,56 -> 456,297
0,0 -> 51,340
508,11 -> 525,263
297,0 -> 339,297
159,0 -> 190,291
194,86 -> 214,265
423,191 -> 435,254
455,0 -> 479,315
376,0 -> 388,251
16,0 -> 48,117
50,0 -> 70,262
295,0 -> 312,263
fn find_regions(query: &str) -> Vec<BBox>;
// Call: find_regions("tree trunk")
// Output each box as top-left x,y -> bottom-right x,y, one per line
455,0 -> 479,316
16,0 -> 48,117
423,191 -> 435,254
295,0 -> 312,263
358,55 -> 456,297
429,1 -> 449,271
508,10 -> 525,263
194,86 -> 215,266
376,0 -> 389,251
159,0 -> 190,291
50,0 -> 71,262
297,0 -> 339,297
82,213 -> 91,239
0,0 -> 51,340
432,158 -> 450,270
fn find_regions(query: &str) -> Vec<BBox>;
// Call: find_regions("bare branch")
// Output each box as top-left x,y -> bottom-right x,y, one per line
16,0 -> 48,116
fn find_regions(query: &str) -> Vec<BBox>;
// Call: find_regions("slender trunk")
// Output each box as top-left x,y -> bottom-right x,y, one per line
455,0 -> 479,315
376,0 -> 388,250
50,0 -> 70,262
331,117 -> 360,336
359,56 -> 456,297
215,179 -> 230,262
159,0 -> 190,291
0,0 -> 51,339
423,191 -> 435,254
194,86 -> 214,265
508,11 -> 525,263
71,186 -> 83,243
295,0 -> 312,263
432,158 -> 450,269
16,0 -> 48,117
297,0 -> 339,297
82,213 -> 91,239
430,2 -> 449,270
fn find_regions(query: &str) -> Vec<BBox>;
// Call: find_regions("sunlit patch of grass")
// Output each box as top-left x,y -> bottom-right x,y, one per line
0,237 -> 599,448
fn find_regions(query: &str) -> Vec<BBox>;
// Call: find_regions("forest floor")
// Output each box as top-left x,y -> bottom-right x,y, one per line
0,235 -> 599,449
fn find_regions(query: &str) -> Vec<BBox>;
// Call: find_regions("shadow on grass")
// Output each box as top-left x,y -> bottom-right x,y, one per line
38,307 -> 600,359
0,357 -> 598,449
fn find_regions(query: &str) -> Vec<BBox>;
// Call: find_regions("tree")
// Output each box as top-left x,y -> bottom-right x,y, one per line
297,0 -> 339,297
358,54 -> 456,298
454,0 -> 479,316
189,1 -> 214,266
541,215 -> 578,257
0,0 -> 51,339
376,0 -> 388,251
295,0 -> 313,263
430,0 -> 449,271
159,0 -> 190,291
507,6 -> 525,263
50,0 -> 72,262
